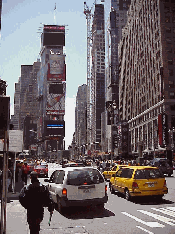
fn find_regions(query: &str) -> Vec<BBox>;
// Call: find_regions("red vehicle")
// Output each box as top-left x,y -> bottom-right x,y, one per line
34,165 -> 48,177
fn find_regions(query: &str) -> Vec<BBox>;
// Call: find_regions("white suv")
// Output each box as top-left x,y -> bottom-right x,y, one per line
44,166 -> 108,213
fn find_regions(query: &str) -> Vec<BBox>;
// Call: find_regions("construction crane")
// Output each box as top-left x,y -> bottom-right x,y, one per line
84,1 -> 96,151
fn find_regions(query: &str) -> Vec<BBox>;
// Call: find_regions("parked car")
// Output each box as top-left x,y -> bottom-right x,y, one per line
150,158 -> 173,177
44,167 -> 108,213
34,165 -> 48,177
109,166 -> 168,201
103,165 -> 127,181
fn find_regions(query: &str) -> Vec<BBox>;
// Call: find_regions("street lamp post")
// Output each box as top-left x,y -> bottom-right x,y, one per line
109,100 -> 117,167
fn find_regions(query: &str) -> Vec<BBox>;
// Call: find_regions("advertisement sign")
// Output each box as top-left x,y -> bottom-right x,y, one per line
30,145 -> 37,151
9,130 -> 23,152
46,82 -> 65,115
158,113 -> 168,147
43,25 -> 65,46
47,64 -> 66,81
50,54 -> 65,75
44,120 -> 65,137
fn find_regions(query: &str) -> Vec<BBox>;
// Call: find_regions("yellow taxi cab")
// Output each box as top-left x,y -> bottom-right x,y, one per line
109,166 -> 168,201
103,165 -> 128,181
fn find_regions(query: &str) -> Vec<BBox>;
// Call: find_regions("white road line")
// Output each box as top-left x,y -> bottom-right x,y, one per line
151,208 -> 175,218
136,226 -> 154,234
121,212 -> 164,228
166,207 -> 175,212
138,210 -> 175,226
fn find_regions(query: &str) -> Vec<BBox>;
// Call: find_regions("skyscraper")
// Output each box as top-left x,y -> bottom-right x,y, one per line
91,4 -> 105,151
104,0 -> 131,154
75,84 -> 87,155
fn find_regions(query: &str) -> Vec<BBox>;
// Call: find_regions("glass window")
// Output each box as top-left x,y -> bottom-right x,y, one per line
120,168 -> 134,178
67,168 -> 104,185
55,170 -> 65,184
50,171 -> 57,183
134,169 -> 164,179
116,169 -> 122,177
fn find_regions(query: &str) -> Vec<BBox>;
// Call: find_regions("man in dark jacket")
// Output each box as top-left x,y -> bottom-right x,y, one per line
19,171 -> 54,234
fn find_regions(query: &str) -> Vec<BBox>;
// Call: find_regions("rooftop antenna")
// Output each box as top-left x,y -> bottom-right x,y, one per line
54,3 -> 57,25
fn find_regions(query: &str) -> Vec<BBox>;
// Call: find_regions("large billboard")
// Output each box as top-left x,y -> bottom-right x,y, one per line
44,120 -> 65,137
47,63 -> 66,82
50,54 -> 65,74
46,82 -> 65,115
43,25 -> 65,46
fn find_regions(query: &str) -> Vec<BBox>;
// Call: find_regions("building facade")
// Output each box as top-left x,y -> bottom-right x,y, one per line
75,84 -> 87,155
104,0 -> 131,155
37,25 -> 66,159
91,4 -> 105,151
119,0 -> 175,160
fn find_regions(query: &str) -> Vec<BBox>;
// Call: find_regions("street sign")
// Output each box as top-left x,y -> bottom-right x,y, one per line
9,130 -> 23,152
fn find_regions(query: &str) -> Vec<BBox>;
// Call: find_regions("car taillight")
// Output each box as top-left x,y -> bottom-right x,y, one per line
62,188 -> 67,197
164,180 -> 167,187
132,182 -> 139,189
105,185 -> 107,195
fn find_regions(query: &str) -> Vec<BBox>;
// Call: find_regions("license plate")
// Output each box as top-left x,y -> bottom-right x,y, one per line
148,184 -> 154,187
83,189 -> 90,193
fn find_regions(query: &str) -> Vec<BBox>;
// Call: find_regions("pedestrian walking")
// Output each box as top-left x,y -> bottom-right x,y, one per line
19,171 -> 54,234
21,162 -> 29,185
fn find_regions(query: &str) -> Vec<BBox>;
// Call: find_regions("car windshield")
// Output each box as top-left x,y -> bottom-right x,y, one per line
134,168 -> 164,179
67,168 -> 104,185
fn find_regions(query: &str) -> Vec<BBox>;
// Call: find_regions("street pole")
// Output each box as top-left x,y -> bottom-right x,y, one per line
1,131 -> 9,234
12,152 -> 16,194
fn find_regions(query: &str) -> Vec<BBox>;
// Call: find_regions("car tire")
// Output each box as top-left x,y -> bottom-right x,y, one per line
156,195 -> 163,202
110,184 -> 115,194
57,196 -> 65,214
125,189 -> 131,201
96,203 -> 104,209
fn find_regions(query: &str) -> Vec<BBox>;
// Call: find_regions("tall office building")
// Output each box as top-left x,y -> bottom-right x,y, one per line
91,4 -> 105,150
19,65 -> 33,130
12,79 -> 21,130
75,84 -> 87,155
119,0 -> 175,160
104,0 -> 131,154
37,25 -> 66,158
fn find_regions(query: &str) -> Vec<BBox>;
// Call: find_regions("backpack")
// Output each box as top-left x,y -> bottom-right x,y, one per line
19,182 -> 51,210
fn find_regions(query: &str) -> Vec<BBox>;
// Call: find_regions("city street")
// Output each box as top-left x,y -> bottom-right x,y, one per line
5,164 -> 175,234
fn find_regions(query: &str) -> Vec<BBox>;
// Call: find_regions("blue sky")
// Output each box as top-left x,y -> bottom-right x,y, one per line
0,0 -> 100,148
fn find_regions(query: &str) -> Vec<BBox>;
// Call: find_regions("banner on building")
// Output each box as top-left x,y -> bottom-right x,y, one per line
50,54 -> 65,75
46,82 -> 65,115
47,63 -> 66,81
158,113 -> 169,147
44,120 -> 65,137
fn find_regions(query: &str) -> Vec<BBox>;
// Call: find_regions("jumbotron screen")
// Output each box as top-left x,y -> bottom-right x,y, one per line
43,25 -> 65,46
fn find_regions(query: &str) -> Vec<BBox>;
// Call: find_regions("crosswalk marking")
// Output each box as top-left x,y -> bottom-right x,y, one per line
136,226 -> 154,234
151,207 -> 175,218
138,210 -> 175,226
166,207 -> 175,212
121,212 -> 164,228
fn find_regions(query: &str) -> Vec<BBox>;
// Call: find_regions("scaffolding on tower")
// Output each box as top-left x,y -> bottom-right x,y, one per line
84,1 -> 96,152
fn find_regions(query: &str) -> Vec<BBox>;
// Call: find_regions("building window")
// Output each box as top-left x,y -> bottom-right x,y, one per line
170,92 -> 175,99
169,69 -> 173,76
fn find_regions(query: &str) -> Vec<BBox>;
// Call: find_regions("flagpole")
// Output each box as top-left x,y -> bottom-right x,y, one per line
54,3 -> 56,25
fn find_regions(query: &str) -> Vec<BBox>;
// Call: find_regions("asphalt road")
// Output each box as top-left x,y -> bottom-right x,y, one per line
36,163 -> 175,234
